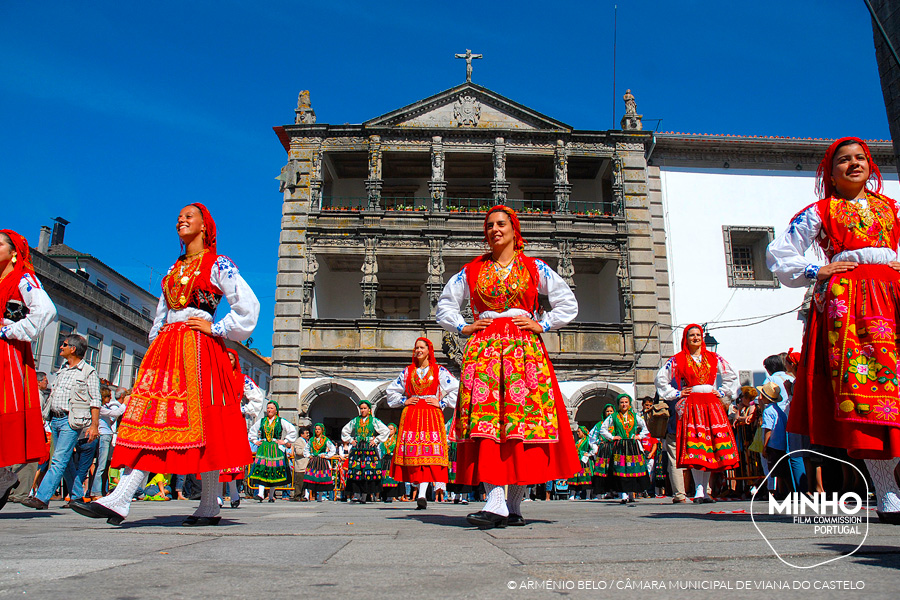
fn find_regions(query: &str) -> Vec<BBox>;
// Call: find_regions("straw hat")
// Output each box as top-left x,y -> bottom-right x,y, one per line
757,381 -> 781,404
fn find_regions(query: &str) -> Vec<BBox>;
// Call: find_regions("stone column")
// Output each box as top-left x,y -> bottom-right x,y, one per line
429,136 -> 446,211
616,246 -> 632,322
554,140 -> 571,213
366,135 -> 383,210
272,135 -> 322,414
557,239 -> 576,290
301,250 -> 318,318
491,137 -> 509,202
425,238 -> 446,318
309,148 -> 324,209
611,153 -> 625,216
360,237 -> 379,317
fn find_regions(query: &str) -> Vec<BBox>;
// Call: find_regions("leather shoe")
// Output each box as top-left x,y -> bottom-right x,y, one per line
466,510 -> 508,529
69,500 -> 125,525
230,499 -> 241,509
182,516 -> 222,527
877,510 -> 900,525
416,497 -> 427,510
507,514 -> 526,527
672,498 -> 687,504
20,496 -> 48,510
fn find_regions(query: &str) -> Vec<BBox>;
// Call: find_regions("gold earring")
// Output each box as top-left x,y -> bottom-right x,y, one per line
11,254 -> 16,265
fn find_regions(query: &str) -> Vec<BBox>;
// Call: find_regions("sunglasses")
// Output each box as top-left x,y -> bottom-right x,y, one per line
60,342 -> 70,348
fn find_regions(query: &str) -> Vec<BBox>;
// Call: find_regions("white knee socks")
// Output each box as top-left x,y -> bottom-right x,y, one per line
692,469 -> 709,498
193,471 -> 221,518
864,458 -> 900,513
417,482 -> 428,498
482,483 -> 509,517
506,484 -> 526,516
96,468 -> 148,517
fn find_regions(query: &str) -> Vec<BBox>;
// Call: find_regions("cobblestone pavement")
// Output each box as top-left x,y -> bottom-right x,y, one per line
1,497 -> 897,599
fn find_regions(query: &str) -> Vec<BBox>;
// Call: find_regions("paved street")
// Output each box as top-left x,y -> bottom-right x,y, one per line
1,497 -> 897,599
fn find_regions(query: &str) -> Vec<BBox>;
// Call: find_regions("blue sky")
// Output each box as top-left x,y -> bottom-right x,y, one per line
0,1 -> 892,355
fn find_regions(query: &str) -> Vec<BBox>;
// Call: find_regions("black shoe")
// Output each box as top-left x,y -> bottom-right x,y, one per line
701,497 -> 717,504
231,499 -> 241,509
877,510 -> 900,525
507,514 -> 526,527
70,500 -> 125,525
453,497 -> 460,504
254,495 -> 264,503
182,516 -> 222,527
268,498 -> 275,503
20,496 -> 48,511
416,497 -> 427,510
466,510 -> 508,529
0,481 -> 20,511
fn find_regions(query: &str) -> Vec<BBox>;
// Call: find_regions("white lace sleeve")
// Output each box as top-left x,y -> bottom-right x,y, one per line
148,293 -> 168,343
386,370 -> 408,408
534,259 -> 578,332
1,274 -> 56,342
248,418 -> 263,445
281,418 -> 298,444
717,354 -> 740,400
326,440 -> 336,458
341,420 -> 354,443
655,357 -> 680,401
766,204 -> 824,287
438,366 -> 459,409
209,256 -> 259,341
373,419 -> 390,444
598,415 -> 615,441
241,377 -> 265,420
436,268 -> 469,334
634,414 -> 649,440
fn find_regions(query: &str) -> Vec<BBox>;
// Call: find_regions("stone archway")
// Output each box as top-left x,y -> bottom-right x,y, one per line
568,382 -> 632,431
301,378 -> 367,442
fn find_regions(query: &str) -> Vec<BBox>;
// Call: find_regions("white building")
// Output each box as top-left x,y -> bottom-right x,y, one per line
650,134 -> 900,384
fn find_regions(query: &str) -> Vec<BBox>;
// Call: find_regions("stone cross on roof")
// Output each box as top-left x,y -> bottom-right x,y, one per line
454,49 -> 483,82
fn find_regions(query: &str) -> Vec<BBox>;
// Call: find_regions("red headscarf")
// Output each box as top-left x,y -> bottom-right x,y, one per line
180,203 -> 217,254
483,205 -> 526,251
815,137 -> 883,199
0,229 -> 36,309
674,323 -> 718,384
785,348 -> 801,368
224,348 -> 243,403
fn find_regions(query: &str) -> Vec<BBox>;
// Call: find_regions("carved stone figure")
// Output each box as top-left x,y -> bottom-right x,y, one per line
277,161 -> 299,193
620,89 -> 642,131
295,90 -> 316,124
557,240 -> 575,287
554,141 -> 568,184
454,96 -> 481,127
431,148 -> 444,181
623,89 -> 636,115
454,49 -> 483,82
298,90 -> 311,110
493,138 -> 506,181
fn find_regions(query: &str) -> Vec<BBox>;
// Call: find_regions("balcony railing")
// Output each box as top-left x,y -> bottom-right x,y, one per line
316,196 -> 621,216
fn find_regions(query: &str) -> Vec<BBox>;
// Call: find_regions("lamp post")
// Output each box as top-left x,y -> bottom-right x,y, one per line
704,331 -> 719,354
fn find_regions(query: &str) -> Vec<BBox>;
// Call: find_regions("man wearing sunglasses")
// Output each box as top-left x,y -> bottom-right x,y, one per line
21,334 -> 100,510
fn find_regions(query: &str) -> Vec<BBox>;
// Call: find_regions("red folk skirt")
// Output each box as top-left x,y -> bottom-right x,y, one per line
789,264 -> 900,459
112,323 -> 252,474
451,318 -> 580,486
391,401 -> 449,484
676,392 -> 740,471
0,337 -> 48,467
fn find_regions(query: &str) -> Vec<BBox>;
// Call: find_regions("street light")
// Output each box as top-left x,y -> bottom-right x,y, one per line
704,331 -> 719,353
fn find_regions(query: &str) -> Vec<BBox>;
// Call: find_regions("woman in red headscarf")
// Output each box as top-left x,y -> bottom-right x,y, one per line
437,206 -> 580,528
767,137 -> 900,523
654,324 -> 740,503
72,204 -> 259,527
0,230 -> 56,506
385,337 -> 459,510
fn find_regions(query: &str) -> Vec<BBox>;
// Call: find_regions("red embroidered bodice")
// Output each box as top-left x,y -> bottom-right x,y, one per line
464,253 -> 540,316
813,193 -> 900,259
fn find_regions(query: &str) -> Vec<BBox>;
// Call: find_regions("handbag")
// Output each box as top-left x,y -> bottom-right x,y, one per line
748,426 -> 765,453
647,401 -> 669,439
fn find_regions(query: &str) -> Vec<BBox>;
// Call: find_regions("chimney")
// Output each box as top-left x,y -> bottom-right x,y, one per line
51,217 -> 69,247
38,226 -> 51,253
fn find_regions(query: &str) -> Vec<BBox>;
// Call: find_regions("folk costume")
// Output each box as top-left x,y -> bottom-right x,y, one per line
588,405 -> 615,495
248,402 -> 297,501
595,396 -> 651,501
341,402 -> 390,500
73,203 -> 259,526
655,324 -> 739,502
240,374 -> 266,432
436,205 -> 580,526
378,426 -> 403,501
767,137 -> 900,520
220,349 -> 247,485
567,426 -> 593,496
304,424 -> 337,500
386,337 -> 459,506
0,231 -> 55,505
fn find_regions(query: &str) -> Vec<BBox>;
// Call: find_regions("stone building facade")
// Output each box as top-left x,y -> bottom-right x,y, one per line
271,82 -> 673,436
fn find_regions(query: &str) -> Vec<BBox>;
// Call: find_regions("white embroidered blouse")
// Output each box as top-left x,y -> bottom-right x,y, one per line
0,273 -> 57,342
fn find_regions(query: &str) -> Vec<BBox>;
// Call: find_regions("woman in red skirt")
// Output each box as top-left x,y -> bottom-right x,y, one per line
768,137 -> 900,523
436,205 -> 580,529
655,324 -> 740,503
0,230 -> 56,507
386,337 -> 459,510
72,204 -> 259,526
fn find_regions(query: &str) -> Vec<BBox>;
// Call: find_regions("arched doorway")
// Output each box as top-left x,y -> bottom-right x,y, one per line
307,392 -> 361,443
569,383 -> 631,431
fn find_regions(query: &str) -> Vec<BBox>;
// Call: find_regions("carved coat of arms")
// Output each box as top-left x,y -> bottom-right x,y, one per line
453,95 -> 481,127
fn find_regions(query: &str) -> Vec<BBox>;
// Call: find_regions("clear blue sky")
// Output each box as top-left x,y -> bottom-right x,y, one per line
0,1 -> 892,355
